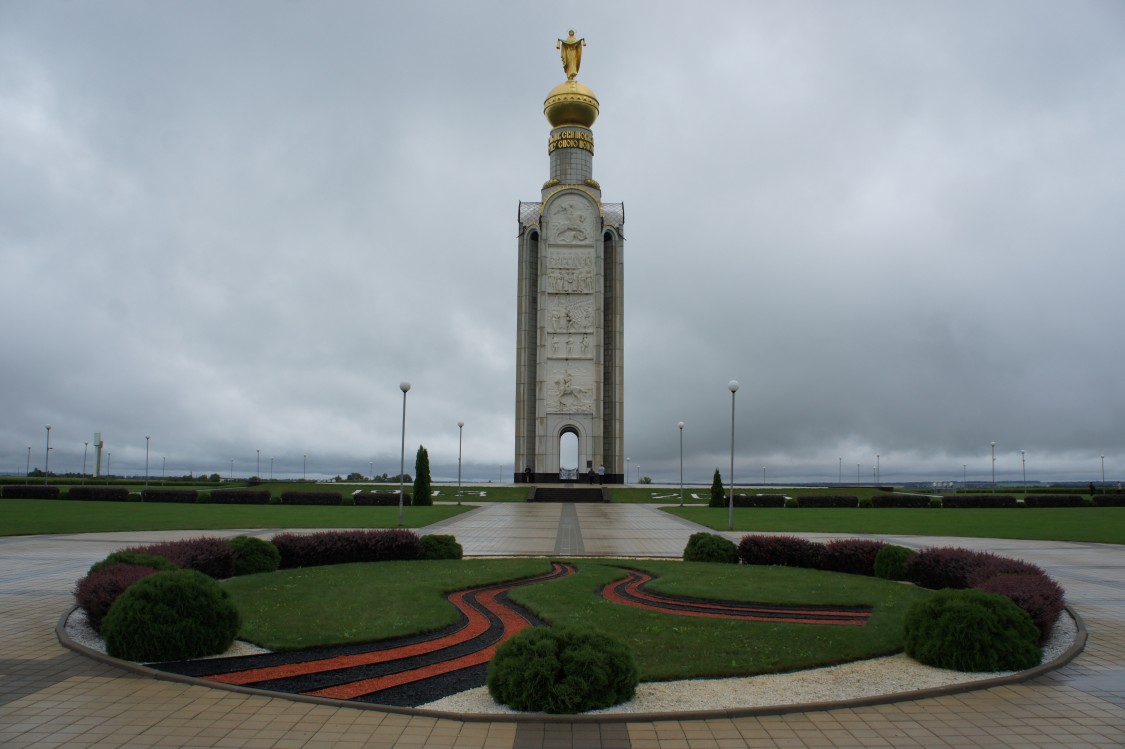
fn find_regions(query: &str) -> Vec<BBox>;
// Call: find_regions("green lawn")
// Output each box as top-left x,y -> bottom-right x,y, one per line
223,558 -> 931,681
0,499 -> 469,536
667,506 -> 1125,544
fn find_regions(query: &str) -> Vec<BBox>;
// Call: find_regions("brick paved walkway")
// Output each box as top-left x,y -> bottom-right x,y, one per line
1,503 -> 1122,748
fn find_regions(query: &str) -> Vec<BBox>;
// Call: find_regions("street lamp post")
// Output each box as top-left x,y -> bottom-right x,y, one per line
626,457 -> 630,485
162,456 -> 166,484
229,458 -> 234,481
963,464 -> 967,484
677,422 -> 684,507
26,446 -> 31,484
991,441 -> 996,492
1102,455 -> 1106,493
83,441 -> 89,483
44,425 -> 52,485
107,452 -> 111,477
876,453 -> 880,485
303,454 -> 307,482
270,457 -> 274,481
1021,450 -> 1026,499
856,463 -> 860,483
457,420 -> 464,505
838,456 -> 842,484
257,449 -> 260,480
145,435 -> 150,488
727,380 -> 739,531
398,382 -> 411,527
762,466 -> 765,484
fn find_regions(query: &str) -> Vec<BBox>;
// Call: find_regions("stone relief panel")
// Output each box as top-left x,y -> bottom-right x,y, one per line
548,196 -> 594,244
546,332 -> 594,359
547,297 -> 594,333
545,247 -> 594,293
546,360 -> 595,413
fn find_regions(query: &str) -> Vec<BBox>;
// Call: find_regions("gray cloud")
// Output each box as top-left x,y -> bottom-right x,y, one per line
2,1 -> 1123,485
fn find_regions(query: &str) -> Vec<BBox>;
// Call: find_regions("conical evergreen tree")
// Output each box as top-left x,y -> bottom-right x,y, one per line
412,445 -> 432,506
709,468 -> 726,507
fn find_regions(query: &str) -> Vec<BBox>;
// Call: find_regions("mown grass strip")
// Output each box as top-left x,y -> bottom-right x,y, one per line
0,499 -> 469,536
666,506 -> 1125,544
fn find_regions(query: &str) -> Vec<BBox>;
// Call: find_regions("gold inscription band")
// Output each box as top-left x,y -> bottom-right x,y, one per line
548,129 -> 595,155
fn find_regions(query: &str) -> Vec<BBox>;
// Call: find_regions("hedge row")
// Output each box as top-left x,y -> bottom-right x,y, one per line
1023,495 -> 1088,508
140,489 -> 198,503
354,491 -> 408,506
280,491 -> 342,506
942,494 -> 1018,508
68,487 -> 133,502
1094,495 -> 1125,507
871,493 -> 931,508
1,485 -> 61,499
734,535 -> 1065,644
795,495 -> 858,508
272,529 -> 424,568
209,489 -> 271,504
731,493 -> 786,508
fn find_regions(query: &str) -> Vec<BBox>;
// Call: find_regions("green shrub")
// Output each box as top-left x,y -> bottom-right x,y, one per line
89,551 -> 178,575
682,532 -> 738,563
904,588 -> 1041,672
929,497 -> 943,508
783,496 -> 798,508
422,534 -> 463,560
101,569 -> 241,662
487,627 -> 638,713
228,536 -> 281,576
858,497 -> 873,508
709,469 -> 725,508
873,545 -> 916,581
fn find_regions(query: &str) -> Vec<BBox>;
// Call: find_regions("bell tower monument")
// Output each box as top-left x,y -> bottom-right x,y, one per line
514,31 -> 625,484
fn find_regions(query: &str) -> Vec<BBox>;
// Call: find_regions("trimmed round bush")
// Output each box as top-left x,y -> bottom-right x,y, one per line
487,627 -> 638,713
228,536 -> 281,576
74,563 -> 160,633
904,588 -> 1041,672
101,569 -> 241,662
422,534 -> 463,560
125,537 -> 236,579
874,544 -> 916,581
682,532 -> 738,563
737,534 -> 822,568
89,551 -> 178,576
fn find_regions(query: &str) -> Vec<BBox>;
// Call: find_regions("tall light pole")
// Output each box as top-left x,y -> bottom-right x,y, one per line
963,464 -> 967,484
626,457 -> 630,485
677,422 -> 684,507
83,441 -> 89,483
838,456 -> 842,484
162,456 -> 166,484
144,435 -> 150,488
1021,450 -> 1026,499
43,425 -> 52,485
1102,455 -> 1106,493
856,463 -> 860,483
727,380 -> 739,531
303,454 -> 307,481
25,446 -> 31,484
270,457 -> 274,481
991,441 -> 996,492
456,420 -> 464,505
229,458 -> 234,481
876,453 -> 880,485
761,465 -> 765,484
398,382 -> 411,526
369,461 -> 373,481
256,449 -> 260,480
107,452 -> 111,477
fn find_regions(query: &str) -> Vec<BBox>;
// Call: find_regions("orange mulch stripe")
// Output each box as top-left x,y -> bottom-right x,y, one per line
602,569 -> 871,626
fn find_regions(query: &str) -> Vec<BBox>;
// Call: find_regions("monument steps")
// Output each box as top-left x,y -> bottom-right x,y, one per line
529,486 -> 608,503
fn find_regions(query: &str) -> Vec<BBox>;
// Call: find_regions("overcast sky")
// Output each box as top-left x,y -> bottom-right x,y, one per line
3,1 -> 1123,485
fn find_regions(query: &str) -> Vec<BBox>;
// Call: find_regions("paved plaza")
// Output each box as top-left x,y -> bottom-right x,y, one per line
1,501 -> 1123,748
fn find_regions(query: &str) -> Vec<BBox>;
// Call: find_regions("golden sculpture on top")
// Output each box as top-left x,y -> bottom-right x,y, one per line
557,30 -> 585,80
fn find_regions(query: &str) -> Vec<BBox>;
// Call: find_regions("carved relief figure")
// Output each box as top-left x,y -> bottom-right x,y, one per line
547,298 -> 595,334
553,368 -> 593,412
551,199 -> 589,243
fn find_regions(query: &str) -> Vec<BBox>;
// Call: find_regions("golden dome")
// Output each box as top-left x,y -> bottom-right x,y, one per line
544,80 -> 599,128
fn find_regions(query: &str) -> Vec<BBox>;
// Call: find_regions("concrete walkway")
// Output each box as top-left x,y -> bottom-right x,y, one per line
1,503 -> 1122,748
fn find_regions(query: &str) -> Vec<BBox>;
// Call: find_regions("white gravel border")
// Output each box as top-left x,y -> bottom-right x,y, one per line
66,604 -> 1077,716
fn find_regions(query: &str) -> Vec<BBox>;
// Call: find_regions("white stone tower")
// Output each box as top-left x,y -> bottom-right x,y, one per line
514,31 -> 624,484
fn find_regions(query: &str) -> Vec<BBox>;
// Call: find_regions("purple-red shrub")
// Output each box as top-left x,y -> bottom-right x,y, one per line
140,489 -> 198,503
354,492 -> 402,506
964,555 -> 1047,587
942,494 -> 1018,508
871,493 -> 931,508
125,537 -> 236,579
817,539 -> 887,576
737,534 -> 823,568
271,529 -> 424,568
974,573 -> 1065,644
1023,495 -> 1088,508
2,485 -> 61,499
1093,495 -> 1125,507
74,563 -> 159,633
207,489 -> 271,505
904,547 -> 990,589
68,487 -> 132,502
